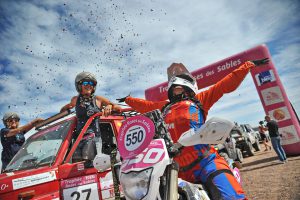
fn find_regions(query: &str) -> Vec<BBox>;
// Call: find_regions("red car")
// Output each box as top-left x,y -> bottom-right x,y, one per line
0,110 -> 130,200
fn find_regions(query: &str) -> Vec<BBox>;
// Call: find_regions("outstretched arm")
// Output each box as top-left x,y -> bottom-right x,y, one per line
196,60 -> 265,114
4,118 -> 44,137
117,95 -> 167,113
124,96 -> 167,114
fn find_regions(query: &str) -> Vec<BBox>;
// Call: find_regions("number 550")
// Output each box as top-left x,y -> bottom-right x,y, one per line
126,130 -> 144,146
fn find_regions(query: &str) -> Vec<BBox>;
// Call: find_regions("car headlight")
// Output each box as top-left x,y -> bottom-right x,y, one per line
120,167 -> 153,200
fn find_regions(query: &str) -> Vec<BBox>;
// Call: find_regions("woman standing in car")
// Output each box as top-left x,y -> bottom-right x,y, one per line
60,72 -> 121,164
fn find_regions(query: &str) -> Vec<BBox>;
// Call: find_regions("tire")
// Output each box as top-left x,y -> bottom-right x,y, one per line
236,148 -> 243,163
256,133 -> 262,141
253,138 -> 261,151
246,141 -> 255,156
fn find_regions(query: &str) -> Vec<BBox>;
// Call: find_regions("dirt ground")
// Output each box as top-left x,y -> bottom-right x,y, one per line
239,144 -> 300,200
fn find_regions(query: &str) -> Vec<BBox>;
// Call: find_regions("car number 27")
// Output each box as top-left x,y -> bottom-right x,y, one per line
63,183 -> 99,200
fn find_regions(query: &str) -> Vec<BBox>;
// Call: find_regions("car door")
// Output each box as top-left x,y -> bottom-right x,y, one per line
99,122 -> 118,155
58,119 -> 120,200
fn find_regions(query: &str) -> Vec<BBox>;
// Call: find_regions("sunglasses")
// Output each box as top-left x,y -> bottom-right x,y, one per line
81,81 -> 95,86
6,118 -> 20,123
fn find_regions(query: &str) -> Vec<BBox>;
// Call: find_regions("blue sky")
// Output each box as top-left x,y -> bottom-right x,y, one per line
0,0 -> 300,167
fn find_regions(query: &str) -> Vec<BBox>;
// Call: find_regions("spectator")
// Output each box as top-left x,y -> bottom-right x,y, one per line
264,115 -> 287,163
1,112 -> 43,172
258,121 -> 272,151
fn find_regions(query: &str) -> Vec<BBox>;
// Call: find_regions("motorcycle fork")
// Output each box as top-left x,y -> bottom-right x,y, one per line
163,161 -> 179,200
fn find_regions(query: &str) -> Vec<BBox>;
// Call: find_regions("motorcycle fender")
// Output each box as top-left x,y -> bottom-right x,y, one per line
120,139 -> 171,199
178,117 -> 234,146
120,139 -> 170,173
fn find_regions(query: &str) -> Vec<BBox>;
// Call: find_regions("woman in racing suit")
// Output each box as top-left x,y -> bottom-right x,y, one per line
118,58 -> 269,200
60,72 -> 121,163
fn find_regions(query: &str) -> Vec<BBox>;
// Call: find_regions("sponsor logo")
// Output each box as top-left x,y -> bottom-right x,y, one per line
1,184 -> 9,191
87,110 -> 95,116
77,163 -> 85,171
256,70 -> 276,86
165,123 -> 175,129
12,171 -> 57,190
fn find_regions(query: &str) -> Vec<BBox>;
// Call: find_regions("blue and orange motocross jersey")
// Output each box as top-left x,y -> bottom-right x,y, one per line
125,61 -> 255,168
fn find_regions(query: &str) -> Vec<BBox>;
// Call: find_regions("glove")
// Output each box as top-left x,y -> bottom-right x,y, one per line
250,58 -> 269,66
116,94 -> 130,103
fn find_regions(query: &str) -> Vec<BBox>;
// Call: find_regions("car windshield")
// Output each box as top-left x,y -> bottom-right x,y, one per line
4,120 -> 73,172
231,130 -> 242,138
240,125 -> 246,132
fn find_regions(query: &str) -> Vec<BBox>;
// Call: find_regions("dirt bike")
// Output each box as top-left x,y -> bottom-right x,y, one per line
95,109 -> 234,200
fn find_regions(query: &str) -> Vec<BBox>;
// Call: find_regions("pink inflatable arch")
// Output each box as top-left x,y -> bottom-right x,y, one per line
145,44 -> 300,155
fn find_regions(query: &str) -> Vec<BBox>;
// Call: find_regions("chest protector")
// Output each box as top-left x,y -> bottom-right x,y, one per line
162,98 -> 215,167
75,95 -> 101,137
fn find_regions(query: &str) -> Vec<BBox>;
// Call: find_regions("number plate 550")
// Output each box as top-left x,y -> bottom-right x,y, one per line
118,115 -> 155,159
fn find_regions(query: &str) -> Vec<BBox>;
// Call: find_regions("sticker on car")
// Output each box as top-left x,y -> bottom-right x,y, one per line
61,174 -> 99,200
12,171 -> 57,190
62,183 -> 99,200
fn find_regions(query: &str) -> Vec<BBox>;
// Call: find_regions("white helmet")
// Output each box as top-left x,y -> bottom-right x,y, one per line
75,72 -> 97,93
167,73 -> 198,100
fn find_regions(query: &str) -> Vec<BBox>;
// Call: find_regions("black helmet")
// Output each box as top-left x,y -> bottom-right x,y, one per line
3,112 -> 20,126
167,73 -> 198,100
75,72 -> 97,93
259,121 -> 264,125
